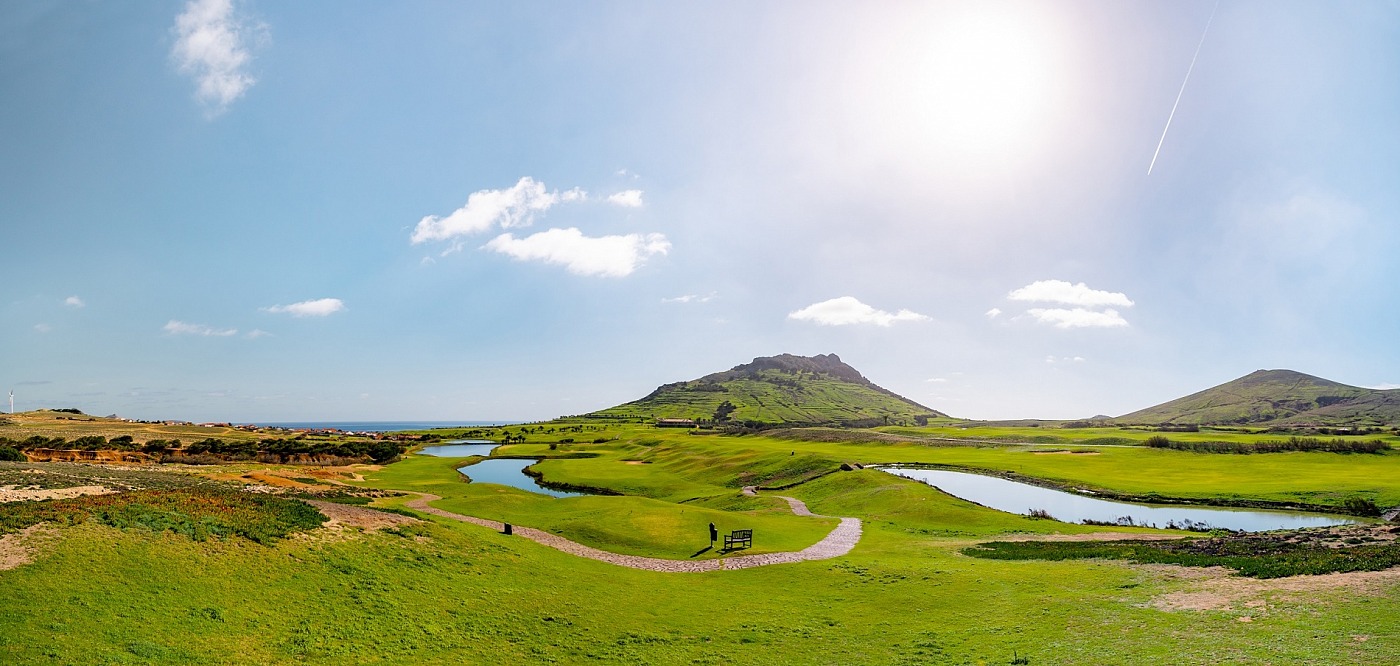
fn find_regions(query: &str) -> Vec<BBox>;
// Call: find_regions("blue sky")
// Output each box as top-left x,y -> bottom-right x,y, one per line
3,1 -> 1397,422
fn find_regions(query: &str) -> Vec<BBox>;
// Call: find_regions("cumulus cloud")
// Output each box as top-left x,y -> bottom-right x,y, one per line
788,296 -> 930,327
1045,355 -> 1087,364
245,329 -> 273,339
607,190 -> 644,208
172,0 -> 263,115
985,307 -> 1001,318
483,228 -> 670,277
1026,308 -> 1128,329
411,177 -> 585,244
263,298 -> 345,317
164,320 -> 238,336
1008,280 -> 1134,308
64,296 -> 85,308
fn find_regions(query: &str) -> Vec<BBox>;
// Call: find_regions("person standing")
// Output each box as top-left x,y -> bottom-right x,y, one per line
709,522 -> 718,546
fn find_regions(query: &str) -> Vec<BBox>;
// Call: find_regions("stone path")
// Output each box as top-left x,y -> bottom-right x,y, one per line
403,488 -> 861,573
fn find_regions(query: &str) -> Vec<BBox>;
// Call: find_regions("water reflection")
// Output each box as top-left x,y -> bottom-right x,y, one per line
880,467 -> 1354,532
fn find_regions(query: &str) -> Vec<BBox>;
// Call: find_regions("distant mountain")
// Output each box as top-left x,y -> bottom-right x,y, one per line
589,353 -> 944,426
1116,369 -> 1400,427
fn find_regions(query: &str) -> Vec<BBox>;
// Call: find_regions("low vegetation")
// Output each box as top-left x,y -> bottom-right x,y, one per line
965,524 -> 1400,578
1,487 -> 324,544
1143,435 -> 1390,454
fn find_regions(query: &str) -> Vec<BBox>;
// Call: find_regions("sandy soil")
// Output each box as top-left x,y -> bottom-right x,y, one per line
0,484 -> 116,503
0,524 -> 52,571
304,500 -> 420,531
1146,564 -> 1400,611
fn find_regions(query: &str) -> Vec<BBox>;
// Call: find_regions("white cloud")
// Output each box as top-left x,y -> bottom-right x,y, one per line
663,292 -> 716,304
245,329 -> 273,339
607,190 -> 644,208
1045,355 -> 1087,364
164,320 -> 238,337
788,296 -> 930,327
483,228 -> 670,277
172,0 -> 262,115
985,307 -> 1002,318
411,177 -> 585,244
1026,308 -> 1128,329
1008,280 -> 1134,308
263,298 -> 345,317
1368,383 -> 1400,391
926,377 -> 948,383
64,296 -> 85,308
34,323 -> 51,333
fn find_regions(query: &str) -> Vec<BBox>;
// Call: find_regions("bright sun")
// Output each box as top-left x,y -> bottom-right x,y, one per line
851,4 -> 1074,179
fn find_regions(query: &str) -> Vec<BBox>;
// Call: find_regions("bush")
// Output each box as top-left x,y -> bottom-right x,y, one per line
1343,497 -> 1383,517
0,446 -> 25,462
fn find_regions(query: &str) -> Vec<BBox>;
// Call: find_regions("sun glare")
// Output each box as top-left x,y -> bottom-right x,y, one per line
859,4 -> 1073,180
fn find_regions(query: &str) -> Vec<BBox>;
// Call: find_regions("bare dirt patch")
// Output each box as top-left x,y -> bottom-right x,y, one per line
0,484 -> 115,503
305,500 -> 419,531
623,460 -> 651,465
0,524 -> 53,571
1147,564 -> 1400,612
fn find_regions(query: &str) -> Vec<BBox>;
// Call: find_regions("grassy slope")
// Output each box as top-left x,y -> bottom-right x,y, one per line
1116,369 -> 1400,426
591,370 -> 935,424
5,424 -> 1400,663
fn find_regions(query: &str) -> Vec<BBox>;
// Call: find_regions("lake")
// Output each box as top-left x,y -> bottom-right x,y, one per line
419,440 -> 500,457
456,459 -> 584,498
879,467 -> 1355,532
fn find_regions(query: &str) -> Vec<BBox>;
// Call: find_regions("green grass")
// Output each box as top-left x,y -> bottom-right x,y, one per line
590,368 -> 935,425
6,422 -> 1400,663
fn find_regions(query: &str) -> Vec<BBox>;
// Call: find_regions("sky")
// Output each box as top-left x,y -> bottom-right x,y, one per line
2,0 -> 1398,422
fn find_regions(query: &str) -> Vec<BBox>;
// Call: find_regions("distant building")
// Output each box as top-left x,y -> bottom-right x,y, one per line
655,418 -> 697,428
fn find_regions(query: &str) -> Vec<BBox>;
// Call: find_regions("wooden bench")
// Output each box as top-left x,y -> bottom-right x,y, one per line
723,529 -> 752,550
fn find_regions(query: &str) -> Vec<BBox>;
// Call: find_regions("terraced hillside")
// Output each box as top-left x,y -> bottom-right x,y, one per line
589,353 -> 943,426
1117,369 -> 1400,427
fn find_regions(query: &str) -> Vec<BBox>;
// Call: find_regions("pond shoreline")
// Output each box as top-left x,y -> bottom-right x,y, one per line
878,462 -> 1382,519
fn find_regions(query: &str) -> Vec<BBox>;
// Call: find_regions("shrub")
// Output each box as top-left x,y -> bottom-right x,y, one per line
1343,497 -> 1383,517
0,446 -> 25,461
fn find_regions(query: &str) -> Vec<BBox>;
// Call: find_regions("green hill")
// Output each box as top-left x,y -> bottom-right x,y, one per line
589,353 -> 944,426
1116,369 -> 1400,427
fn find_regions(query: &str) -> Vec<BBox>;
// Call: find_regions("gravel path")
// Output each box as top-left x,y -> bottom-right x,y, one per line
402,489 -> 861,573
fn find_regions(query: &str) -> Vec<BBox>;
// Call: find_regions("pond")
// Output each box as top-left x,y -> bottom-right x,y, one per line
879,467 -> 1355,532
419,440 -> 500,457
456,458 -> 584,498
419,440 -> 582,497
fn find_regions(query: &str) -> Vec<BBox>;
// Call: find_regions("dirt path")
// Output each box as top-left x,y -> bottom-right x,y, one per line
402,488 -> 862,573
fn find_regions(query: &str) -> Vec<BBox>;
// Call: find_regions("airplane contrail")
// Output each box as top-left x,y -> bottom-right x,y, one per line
1147,0 -> 1220,175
